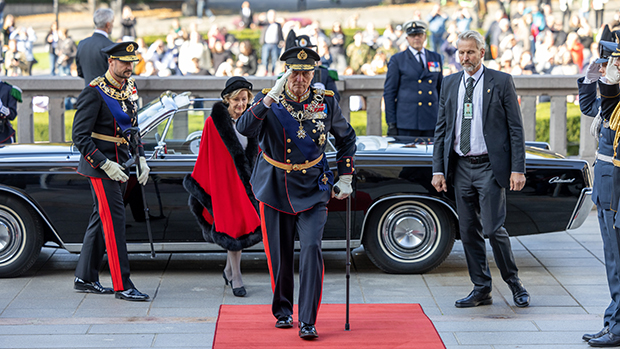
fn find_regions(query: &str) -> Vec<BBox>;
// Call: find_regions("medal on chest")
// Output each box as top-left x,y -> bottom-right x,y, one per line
279,92 -> 327,139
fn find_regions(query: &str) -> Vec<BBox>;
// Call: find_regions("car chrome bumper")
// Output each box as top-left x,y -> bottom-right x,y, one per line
566,187 -> 594,230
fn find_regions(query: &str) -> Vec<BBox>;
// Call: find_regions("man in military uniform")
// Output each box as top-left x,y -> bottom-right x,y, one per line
283,31 -> 341,102
72,41 -> 150,302
383,20 -> 443,137
0,81 -> 21,144
237,44 -> 356,340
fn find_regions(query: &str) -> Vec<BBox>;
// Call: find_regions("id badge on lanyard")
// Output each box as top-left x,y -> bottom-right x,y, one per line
464,103 -> 473,119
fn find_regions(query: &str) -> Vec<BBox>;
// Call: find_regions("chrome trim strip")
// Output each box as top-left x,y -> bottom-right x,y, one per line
566,187 -> 594,230
359,195 -> 458,242
63,240 -> 362,254
0,186 -> 66,249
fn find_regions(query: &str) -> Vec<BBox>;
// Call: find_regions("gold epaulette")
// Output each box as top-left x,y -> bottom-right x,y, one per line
262,88 -> 272,94
313,88 -> 334,97
89,76 -> 105,87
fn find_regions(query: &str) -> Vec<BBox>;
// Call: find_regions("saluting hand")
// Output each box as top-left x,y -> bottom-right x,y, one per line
510,172 -> 526,191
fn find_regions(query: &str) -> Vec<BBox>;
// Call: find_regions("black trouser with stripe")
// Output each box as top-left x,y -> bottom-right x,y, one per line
260,202 -> 327,325
75,177 -> 134,292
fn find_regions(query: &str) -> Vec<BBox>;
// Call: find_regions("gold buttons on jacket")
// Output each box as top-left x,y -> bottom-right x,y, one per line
302,170 -> 307,174
313,129 -> 317,133
428,102 -> 432,106
305,160 -> 309,163
418,102 -> 422,106
286,159 -> 291,163
346,164 -> 351,167
346,159 -> 351,162
418,91 -> 422,94
429,91 -> 432,95
418,79 -> 422,83
287,170 -> 291,173
287,149 -> 291,153
287,138 -> 291,143
428,80 -> 432,83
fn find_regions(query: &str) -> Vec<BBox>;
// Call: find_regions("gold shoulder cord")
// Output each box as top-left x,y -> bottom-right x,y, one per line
610,101 -> 620,158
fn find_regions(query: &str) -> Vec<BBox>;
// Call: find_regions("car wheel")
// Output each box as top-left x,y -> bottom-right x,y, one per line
363,200 -> 455,274
0,195 -> 44,277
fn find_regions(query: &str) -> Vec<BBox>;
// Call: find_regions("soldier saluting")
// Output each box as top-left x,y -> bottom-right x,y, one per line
237,44 -> 356,339
72,41 -> 150,301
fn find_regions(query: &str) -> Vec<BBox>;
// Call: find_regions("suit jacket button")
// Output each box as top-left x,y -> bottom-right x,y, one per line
429,91 -> 432,95
428,80 -> 432,83
287,149 -> 291,153
287,139 -> 291,143
428,102 -> 432,106
418,91 -> 422,94
418,79 -> 422,83
418,102 -> 422,106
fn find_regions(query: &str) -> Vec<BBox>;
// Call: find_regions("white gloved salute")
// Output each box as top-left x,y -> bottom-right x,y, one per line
137,157 -> 150,186
100,159 -> 128,182
607,57 -> 620,84
266,68 -> 293,102
584,62 -> 602,84
332,175 -> 353,200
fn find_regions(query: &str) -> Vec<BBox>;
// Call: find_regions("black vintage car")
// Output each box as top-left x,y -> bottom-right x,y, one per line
0,92 -> 593,277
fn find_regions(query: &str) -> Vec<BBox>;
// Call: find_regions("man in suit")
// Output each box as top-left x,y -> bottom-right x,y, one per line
577,27 -> 620,347
431,30 -> 530,308
383,20 -> 443,137
76,8 -> 114,87
237,44 -> 356,340
72,42 -> 149,302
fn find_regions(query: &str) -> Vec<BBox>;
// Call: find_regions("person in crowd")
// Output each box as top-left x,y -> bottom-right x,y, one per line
2,13 -> 14,47
259,9 -> 284,76
566,31 -> 585,72
378,23 -> 398,48
361,51 -> 388,75
361,22 -> 379,49
140,60 -> 157,76
56,28 -> 77,76
346,31 -> 373,74
178,30 -> 212,75
234,40 -> 257,76
72,41 -> 149,302
593,0 -> 606,30
211,40 -> 233,74
376,36 -> 398,62
206,24 -> 224,50
432,30 -> 530,310
329,21 -> 347,73
197,0 -> 214,21
10,26 -> 36,76
426,4 -> 448,53
184,77 -> 261,298
485,9 -> 507,60
441,21 -> 461,74
237,41 -> 356,341
0,78 -> 20,144
133,37 -> 147,75
318,39 -> 332,67
146,38 -> 178,77
45,20 -> 59,76
455,7 -> 472,33
240,1 -> 253,29
186,57 -> 210,75
4,39 -> 26,76
559,0 -> 574,29
121,6 -> 137,42
76,8 -> 114,86
383,20 -> 443,137
577,26 -> 620,347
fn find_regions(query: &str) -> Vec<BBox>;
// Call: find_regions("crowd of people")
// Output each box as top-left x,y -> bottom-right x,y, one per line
0,0 -> 615,79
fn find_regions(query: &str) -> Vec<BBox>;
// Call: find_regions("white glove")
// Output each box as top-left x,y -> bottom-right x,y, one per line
584,62 -> 602,83
313,82 -> 326,90
590,111 -> 602,141
137,156 -> 150,186
267,68 -> 293,101
332,175 -> 353,200
100,159 -> 128,182
607,57 -> 620,84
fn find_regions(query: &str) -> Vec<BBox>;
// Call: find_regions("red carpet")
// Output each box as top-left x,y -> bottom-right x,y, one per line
213,303 -> 445,348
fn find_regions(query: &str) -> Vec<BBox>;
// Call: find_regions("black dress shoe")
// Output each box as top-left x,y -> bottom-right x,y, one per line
589,332 -> 620,347
508,280 -> 530,307
229,281 -> 246,297
298,321 -> 318,340
115,288 -> 150,301
275,315 -> 293,328
584,327 -> 610,341
455,290 -> 493,308
74,277 -> 113,294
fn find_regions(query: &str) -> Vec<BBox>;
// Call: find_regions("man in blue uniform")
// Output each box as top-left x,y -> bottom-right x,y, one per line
237,44 -> 356,340
383,20 -> 443,137
72,41 -> 150,302
0,81 -> 21,144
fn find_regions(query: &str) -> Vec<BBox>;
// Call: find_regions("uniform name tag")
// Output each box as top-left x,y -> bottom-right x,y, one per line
464,103 -> 473,119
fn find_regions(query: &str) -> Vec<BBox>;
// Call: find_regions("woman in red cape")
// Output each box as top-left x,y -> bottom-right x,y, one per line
183,77 -> 261,297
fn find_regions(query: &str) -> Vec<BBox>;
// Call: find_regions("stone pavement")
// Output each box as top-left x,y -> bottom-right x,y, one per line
0,208 -> 612,348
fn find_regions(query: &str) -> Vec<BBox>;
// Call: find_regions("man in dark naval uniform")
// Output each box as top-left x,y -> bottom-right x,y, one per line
237,44 -> 356,340
383,20 -> 443,137
72,41 -> 150,302
577,26 -> 620,347
0,81 -> 21,144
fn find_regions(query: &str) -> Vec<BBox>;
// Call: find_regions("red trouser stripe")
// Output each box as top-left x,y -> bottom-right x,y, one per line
260,202 -> 275,293
91,178 -> 123,291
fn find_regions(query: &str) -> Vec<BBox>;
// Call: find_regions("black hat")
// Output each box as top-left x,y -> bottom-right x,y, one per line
285,30 -> 316,51
221,76 -> 253,98
279,47 -> 320,71
404,20 -> 427,35
101,41 -> 140,62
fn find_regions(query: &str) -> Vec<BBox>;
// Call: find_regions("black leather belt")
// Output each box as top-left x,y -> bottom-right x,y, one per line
461,154 -> 489,164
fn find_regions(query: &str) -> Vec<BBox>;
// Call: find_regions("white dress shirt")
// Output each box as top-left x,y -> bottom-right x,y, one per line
408,46 -> 426,67
454,66 -> 486,157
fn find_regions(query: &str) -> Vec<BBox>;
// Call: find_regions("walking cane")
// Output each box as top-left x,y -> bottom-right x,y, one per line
334,185 -> 351,331
122,127 -> 156,258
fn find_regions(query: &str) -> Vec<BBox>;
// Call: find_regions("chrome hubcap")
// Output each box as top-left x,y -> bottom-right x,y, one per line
0,206 -> 24,265
381,203 -> 438,262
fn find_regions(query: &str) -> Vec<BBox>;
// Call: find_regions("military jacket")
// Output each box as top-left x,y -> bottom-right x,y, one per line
0,82 -> 20,143
236,85 -> 356,214
72,72 -> 144,179
383,49 -> 443,131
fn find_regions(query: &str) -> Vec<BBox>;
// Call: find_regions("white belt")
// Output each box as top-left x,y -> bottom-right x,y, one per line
597,151 -> 614,163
